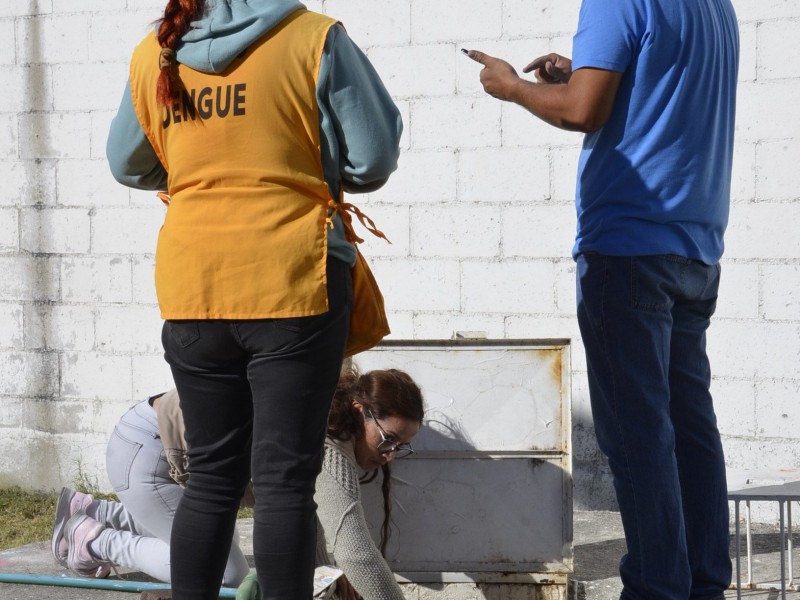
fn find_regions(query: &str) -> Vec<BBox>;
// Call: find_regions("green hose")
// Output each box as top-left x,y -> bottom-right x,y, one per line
0,572 -> 239,598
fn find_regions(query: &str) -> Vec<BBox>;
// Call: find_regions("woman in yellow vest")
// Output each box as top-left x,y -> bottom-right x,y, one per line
105,0 -> 402,597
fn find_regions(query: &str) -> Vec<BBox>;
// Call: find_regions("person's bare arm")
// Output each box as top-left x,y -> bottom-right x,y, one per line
466,50 -> 623,133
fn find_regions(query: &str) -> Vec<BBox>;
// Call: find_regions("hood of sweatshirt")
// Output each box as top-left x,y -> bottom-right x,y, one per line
173,0 -> 306,73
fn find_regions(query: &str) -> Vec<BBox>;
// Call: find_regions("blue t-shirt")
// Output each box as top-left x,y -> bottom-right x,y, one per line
571,0 -> 739,264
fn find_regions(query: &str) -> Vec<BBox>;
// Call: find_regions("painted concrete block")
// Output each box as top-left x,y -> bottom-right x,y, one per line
0,160 -> 58,206
20,207 -> 91,254
0,350 -> 58,397
757,140 -> 800,201
95,305 -> 163,354
61,256 -> 132,304
325,0 -> 411,48
24,303 -> 95,351
91,207 -> 163,254
502,205 -> 575,259
762,264 -> 800,321
19,112 -> 93,160
411,0 -> 501,45
60,351 -> 132,401
411,96 -> 501,150
372,258 -> 461,312
1,64 -> 52,112
459,147 -> 550,204
503,0 -> 581,38
411,204 -> 500,258
16,15 -> 89,64
367,150 -> 458,205
369,44 -> 457,98
0,303 -> 24,350
461,259 -> 556,314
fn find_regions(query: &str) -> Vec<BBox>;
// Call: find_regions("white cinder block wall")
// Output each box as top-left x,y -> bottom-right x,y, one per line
1,0 -> 799,522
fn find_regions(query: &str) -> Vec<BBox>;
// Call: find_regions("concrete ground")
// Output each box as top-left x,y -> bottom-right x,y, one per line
572,511 -> 800,600
1,511 -> 799,599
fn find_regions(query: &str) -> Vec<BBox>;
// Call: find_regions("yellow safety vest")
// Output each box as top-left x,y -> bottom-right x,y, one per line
129,9 -> 337,319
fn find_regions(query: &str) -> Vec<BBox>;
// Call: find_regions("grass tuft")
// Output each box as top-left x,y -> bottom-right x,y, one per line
0,487 -> 57,551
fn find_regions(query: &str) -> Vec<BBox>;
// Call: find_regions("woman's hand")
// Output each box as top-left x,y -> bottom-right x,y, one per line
336,574 -> 362,600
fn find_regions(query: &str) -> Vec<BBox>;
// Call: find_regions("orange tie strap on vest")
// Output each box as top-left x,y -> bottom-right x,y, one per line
159,48 -> 176,70
327,199 -> 392,246
157,193 -> 383,246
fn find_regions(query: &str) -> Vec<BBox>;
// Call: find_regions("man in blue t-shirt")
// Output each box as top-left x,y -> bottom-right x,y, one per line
467,0 -> 739,598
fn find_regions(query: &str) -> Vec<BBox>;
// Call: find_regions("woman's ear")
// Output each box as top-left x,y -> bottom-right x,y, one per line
351,401 -> 366,439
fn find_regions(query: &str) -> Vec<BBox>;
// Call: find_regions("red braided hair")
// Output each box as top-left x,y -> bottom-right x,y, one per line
156,0 -> 204,106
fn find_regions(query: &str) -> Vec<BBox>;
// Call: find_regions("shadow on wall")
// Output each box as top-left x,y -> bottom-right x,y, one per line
412,409 -> 477,450
572,412 -> 618,512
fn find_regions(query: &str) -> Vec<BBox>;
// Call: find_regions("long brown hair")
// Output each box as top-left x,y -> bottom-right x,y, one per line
155,0 -> 205,106
328,367 -> 424,555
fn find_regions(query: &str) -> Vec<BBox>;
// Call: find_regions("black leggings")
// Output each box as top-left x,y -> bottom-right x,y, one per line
163,258 -> 352,600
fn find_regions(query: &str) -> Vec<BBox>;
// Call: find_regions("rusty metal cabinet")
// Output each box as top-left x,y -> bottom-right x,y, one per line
354,339 -> 573,597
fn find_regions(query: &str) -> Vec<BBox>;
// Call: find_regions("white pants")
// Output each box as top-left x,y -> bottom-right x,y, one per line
89,399 -> 250,585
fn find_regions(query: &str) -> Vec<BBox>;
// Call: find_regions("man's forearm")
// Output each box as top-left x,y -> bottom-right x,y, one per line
505,78 -> 593,132
467,49 -> 623,134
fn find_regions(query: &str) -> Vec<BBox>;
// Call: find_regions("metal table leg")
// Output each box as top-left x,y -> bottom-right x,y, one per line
746,500 -> 753,587
735,499 -> 742,600
789,502 -> 794,590
781,500 -> 787,600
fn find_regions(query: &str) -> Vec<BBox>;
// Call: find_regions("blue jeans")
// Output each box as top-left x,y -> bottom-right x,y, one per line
576,253 -> 731,600
163,257 -> 352,600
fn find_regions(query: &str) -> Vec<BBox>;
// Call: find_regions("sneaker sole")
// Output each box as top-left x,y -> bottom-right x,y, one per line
51,487 -> 74,567
65,512 -> 110,578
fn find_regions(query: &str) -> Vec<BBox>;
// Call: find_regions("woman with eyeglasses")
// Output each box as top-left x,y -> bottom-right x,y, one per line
317,366 -> 424,600
51,366 -> 423,600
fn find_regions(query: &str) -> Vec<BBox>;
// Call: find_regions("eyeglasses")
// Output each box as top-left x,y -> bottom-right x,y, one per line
366,409 -> 414,459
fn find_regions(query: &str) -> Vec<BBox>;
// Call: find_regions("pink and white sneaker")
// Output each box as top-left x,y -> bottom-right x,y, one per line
51,487 -> 94,568
64,510 -> 112,579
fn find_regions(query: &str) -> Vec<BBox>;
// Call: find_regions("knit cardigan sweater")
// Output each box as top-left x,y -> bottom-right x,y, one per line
315,439 -> 405,600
